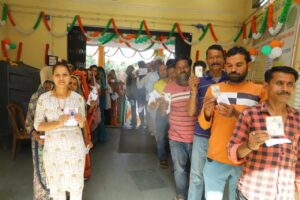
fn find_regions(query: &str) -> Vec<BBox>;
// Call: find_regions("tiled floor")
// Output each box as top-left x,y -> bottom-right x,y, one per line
1,128 -> 298,200
0,128 -> 176,200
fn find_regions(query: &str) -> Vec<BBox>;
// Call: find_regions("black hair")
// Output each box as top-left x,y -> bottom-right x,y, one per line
79,67 -> 88,73
206,44 -> 225,57
126,65 -> 135,75
174,55 -> 192,67
193,60 -> 207,70
138,61 -> 146,68
61,59 -> 68,65
226,46 -> 251,63
97,66 -> 105,73
52,62 -> 70,74
89,65 -> 98,70
166,59 -> 175,67
264,66 -> 299,83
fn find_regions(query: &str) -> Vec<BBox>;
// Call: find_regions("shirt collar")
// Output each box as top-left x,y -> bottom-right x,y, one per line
204,70 -> 228,82
260,101 -> 299,117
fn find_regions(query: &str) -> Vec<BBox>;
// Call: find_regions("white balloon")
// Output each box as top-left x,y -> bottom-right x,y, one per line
270,47 -> 282,59
5,44 -> 10,50
268,53 -> 276,59
251,55 -> 256,62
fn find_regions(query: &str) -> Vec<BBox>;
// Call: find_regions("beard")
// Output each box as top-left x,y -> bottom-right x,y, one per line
229,71 -> 248,83
176,72 -> 190,86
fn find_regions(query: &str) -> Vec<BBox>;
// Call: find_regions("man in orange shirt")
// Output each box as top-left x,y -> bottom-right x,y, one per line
199,46 -> 265,200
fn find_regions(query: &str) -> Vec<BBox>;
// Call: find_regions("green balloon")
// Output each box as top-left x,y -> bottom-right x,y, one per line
261,45 -> 272,56
9,43 -> 17,49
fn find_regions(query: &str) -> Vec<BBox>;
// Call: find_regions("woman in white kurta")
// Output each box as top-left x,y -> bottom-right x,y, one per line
34,62 -> 86,200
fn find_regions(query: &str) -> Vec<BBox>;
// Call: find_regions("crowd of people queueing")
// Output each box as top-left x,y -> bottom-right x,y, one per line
129,45 -> 300,200
24,44 -> 300,200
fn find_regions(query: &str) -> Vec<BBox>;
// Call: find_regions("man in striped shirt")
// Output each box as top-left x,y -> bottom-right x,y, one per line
162,55 -> 196,200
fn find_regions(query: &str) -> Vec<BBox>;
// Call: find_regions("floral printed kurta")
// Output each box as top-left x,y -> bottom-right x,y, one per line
25,85 -> 50,200
34,91 -> 86,199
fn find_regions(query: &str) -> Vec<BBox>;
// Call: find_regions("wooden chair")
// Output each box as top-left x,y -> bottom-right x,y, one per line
6,103 -> 30,160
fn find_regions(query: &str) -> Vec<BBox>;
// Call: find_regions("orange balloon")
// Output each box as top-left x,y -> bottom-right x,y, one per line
248,48 -> 257,55
270,40 -> 283,48
296,0 -> 300,4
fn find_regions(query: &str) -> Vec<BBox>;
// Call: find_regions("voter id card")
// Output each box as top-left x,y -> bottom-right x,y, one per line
217,94 -> 230,105
195,66 -> 203,78
211,85 -> 220,97
164,93 -> 171,114
266,116 -> 284,137
64,108 -> 78,126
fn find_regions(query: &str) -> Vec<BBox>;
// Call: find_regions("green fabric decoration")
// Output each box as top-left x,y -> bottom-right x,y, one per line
67,16 -> 78,32
33,12 -> 43,30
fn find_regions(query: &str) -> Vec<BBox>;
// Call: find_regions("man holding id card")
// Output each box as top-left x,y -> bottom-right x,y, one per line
199,46 -> 266,200
228,66 -> 300,200
187,44 -> 228,200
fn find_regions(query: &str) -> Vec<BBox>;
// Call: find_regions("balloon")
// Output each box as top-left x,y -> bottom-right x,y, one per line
268,53 -> 277,59
9,43 -> 17,49
251,55 -> 256,62
269,40 -> 283,48
249,48 -> 257,55
296,0 -> 300,4
5,44 -> 10,50
261,45 -> 272,56
269,47 -> 283,59
271,47 -> 282,57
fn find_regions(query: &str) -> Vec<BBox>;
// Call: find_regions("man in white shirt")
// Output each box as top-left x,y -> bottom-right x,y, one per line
137,59 -> 161,134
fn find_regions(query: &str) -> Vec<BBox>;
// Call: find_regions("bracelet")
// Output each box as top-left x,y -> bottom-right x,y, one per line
246,142 -> 255,151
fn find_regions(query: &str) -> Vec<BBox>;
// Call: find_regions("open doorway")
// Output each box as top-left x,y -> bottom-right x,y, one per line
86,43 -> 175,129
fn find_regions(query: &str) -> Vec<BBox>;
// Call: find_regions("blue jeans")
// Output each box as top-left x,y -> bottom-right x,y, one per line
203,159 -> 242,200
188,136 -> 208,200
155,111 -> 169,161
169,140 -> 193,199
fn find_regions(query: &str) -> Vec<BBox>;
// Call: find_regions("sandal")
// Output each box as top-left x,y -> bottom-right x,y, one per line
159,160 -> 168,169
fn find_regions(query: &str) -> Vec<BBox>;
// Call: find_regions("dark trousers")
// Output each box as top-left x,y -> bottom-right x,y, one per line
129,99 -> 137,127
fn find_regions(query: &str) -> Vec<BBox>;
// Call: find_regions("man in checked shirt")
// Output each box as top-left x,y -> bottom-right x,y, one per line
228,66 -> 300,200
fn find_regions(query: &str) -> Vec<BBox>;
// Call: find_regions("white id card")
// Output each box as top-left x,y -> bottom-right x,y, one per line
195,66 -> 203,78
211,85 -> 220,97
64,108 -> 78,126
164,93 -> 171,114
217,94 -> 230,105
86,145 -> 91,154
138,68 -> 148,76
266,116 -> 284,137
